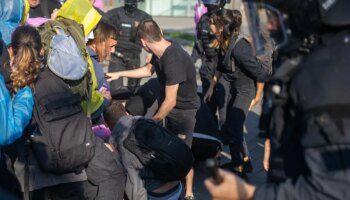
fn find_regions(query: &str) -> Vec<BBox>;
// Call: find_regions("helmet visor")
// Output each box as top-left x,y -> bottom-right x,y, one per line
201,0 -> 221,5
244,2 -> 288,55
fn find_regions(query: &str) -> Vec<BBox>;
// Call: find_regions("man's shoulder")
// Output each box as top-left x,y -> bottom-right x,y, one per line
136,9 -> 152,19
106,7 -> 124,16
163,43 -> 185,62
163,43 -> 194,72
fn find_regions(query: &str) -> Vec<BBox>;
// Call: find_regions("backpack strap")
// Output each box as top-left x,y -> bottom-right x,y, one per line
86,70 -> 92,118
222,33 -> 247,71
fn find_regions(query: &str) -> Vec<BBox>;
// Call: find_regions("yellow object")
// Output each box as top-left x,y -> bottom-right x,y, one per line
81,58 -> 105,115
21,0 -> 30,24
57,0 -> 104,115
57,0 -> 101,36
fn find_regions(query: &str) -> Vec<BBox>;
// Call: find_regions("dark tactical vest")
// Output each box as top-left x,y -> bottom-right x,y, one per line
265,31 -> 350,182
107,7 -> 152,54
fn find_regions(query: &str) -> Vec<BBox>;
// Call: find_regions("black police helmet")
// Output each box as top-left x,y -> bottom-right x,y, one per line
202,0 -> 228,13
269,0 -> 350,37
125,0 -> 138,5
124,0 -> 143,15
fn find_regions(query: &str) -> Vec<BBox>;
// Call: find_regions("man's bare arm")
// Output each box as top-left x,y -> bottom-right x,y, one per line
107,63 -> 154,81
249,82 -> 265,110
153,84 -> 178,122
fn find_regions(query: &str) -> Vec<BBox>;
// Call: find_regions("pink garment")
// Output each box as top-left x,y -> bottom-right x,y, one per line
194,2 -> 207,27
93,0 -> 104,10
92,124 -> 112,140
26,17 -> 50,27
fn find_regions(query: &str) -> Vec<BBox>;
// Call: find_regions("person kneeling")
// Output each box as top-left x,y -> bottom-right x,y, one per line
104,100 -> 193,200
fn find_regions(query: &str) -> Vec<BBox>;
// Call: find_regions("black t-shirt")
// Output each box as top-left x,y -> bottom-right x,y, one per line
151,41 -> 199,110
29,0 -> 61,18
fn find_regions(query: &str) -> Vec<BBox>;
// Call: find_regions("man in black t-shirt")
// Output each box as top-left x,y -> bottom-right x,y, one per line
107,19 -> 199,199
28,0 -> 61,19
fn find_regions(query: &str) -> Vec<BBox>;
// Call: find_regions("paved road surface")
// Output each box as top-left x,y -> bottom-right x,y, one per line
193,105 -> 266,200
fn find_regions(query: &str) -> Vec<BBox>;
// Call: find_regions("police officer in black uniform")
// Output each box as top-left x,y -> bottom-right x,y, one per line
106,0 -> 152,95
192,0 -> 230,127
204,0 -> 350,199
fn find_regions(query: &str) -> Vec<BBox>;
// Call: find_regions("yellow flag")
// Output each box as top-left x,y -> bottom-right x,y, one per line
57,0 -> 102,36
21,0 -> 30,24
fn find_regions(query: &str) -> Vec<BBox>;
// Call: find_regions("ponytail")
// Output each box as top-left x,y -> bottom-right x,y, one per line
11,44 -> 40,92
10,26 -> 42,92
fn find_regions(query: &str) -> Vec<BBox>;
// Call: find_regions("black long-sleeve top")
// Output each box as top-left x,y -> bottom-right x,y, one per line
217,38 -> 267,85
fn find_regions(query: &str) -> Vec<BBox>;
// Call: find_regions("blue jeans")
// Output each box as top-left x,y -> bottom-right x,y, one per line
148,182 -> 182,200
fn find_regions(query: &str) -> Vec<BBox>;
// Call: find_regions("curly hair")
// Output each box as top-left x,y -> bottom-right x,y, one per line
10,25 -> 42,92
210,9 -> 242,51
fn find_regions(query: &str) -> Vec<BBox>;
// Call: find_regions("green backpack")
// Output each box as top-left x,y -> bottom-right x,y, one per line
38,18 -> 92,117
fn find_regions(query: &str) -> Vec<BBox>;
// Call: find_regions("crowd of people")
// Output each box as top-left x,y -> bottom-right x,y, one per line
1,0 -> 350,200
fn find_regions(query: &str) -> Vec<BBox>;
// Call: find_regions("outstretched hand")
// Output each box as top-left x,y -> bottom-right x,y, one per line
106,72 -> 121,82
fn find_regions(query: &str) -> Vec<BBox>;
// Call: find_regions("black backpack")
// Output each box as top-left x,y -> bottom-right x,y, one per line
123,118 -> 194,181
30,69 -> 95,174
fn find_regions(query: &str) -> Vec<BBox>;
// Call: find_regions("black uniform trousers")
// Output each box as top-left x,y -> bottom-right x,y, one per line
223,81 -> 255,167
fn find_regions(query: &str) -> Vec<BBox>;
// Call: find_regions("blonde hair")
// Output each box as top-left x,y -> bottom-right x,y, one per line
10,26 -> 42,92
